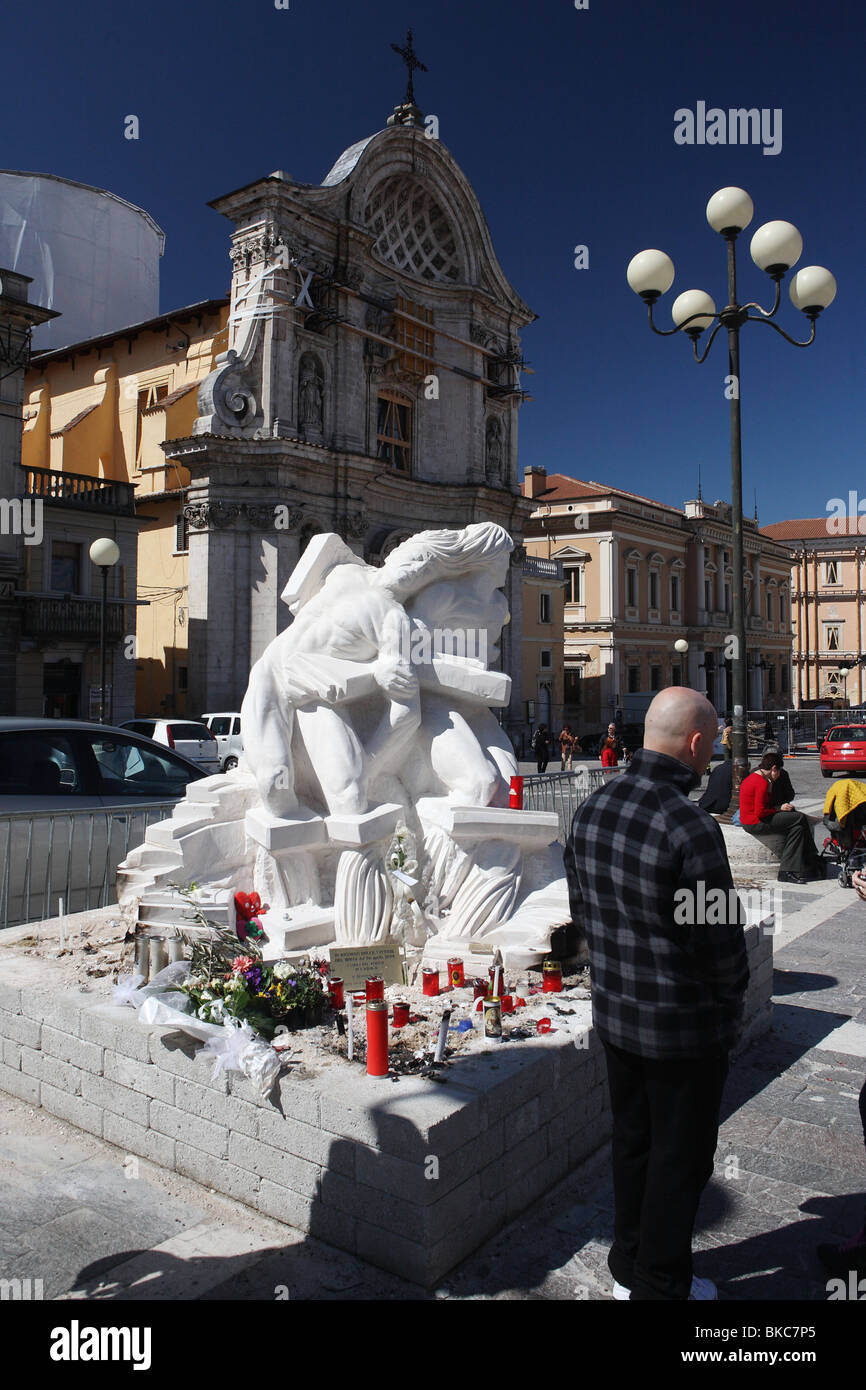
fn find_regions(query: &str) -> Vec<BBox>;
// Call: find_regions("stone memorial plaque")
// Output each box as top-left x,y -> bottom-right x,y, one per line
329,942 -> 406,989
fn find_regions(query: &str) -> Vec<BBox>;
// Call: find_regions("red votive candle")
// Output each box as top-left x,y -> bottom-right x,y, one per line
366,1000 -> 389,1076
328,977 -> 345,1009
489,964 -> 505,996
536,1017 -> 552,1034
509,776 -> 524,810
422,967 -> 440,997
448,957 -> 465,989
473,978 -> 488,1000
365,976 -> 384,1001
501,994 -> 514,1014
542,960 -> 563,993
392,1000 -> 410,1028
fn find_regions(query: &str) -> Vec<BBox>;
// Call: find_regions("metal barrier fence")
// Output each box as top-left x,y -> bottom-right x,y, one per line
522,768 -> 619,840
751,709 -> 858,754
0,802 -> 177,931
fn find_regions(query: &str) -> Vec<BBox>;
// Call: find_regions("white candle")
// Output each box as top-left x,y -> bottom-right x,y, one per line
493,966 -> 501,997
347,994 -> 354,1060
435,1008 -> 452,1063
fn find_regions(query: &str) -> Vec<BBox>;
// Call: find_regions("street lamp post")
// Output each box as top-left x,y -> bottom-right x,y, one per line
89,538 -> 120,724
627,188 -> 836,807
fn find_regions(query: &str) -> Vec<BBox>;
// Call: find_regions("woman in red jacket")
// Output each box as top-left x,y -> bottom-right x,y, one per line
740,752 -> 824,883
600,737 -> 619,769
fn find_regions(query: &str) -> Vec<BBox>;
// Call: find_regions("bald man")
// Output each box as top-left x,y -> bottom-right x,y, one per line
564,688 -> 749,1301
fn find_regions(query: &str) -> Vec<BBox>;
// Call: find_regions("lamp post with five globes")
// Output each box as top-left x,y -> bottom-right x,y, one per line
627,187 -> 836,806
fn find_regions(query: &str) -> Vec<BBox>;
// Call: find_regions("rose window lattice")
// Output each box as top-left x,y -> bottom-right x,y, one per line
365,177 -> 461,282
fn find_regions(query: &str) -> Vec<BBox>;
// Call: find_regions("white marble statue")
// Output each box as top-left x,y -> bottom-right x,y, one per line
118,524 -> 567,968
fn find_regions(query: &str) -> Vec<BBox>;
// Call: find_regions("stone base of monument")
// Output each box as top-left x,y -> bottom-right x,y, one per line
720,824 -> 787,881
0,918 -> 773,1288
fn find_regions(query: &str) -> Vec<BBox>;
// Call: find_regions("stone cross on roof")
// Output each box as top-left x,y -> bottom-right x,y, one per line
390,28 -> 427,107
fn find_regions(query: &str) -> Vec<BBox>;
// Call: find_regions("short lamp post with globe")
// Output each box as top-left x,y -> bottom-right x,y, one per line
89,538 -> 120,724
627,187 -> 836,808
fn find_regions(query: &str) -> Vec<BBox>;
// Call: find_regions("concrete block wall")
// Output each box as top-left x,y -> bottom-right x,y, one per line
0,924 -> 771,1287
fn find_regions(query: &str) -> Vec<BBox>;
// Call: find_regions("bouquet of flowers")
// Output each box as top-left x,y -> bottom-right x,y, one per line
180,955 -> 329,1039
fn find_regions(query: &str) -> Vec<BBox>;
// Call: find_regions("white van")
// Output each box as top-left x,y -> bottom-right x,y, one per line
200,712 -> 243,771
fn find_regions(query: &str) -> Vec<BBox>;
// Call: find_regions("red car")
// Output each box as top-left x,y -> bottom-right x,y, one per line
819,725 -> 866,778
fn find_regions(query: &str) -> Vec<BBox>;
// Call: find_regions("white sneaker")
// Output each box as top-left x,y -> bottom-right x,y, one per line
613,1275 -> 717,1300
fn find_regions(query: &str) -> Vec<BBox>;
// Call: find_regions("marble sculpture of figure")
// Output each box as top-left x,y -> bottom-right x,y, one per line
241,522 -> 517,821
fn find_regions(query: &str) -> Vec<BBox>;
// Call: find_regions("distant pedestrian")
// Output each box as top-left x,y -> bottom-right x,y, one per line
600,737 -> 619,769
599,722 -> 626,763
739,752 -> 824,883
721,718 -> 733,760
559,724 -> 576,771
564,687 -> 748,1300
532,724 -> 551,774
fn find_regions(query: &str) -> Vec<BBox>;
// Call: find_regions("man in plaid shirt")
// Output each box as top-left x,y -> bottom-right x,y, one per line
564,687 -> 749,1300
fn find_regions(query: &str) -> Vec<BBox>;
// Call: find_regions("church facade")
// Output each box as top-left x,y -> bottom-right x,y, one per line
170,86 -> 536,730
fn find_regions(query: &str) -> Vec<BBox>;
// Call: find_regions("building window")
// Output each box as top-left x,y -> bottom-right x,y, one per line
627,665 -> 640,693
395,296 -> 434,376
670,574 -> 680,613
626,568 -> 637,608
724,581 -> 732,613
649,571 -> 659,610
825,624 -> 841,651
376,393 -> 412,473
540,649 -> 552,669
704,577 -> 712,611
175,511 -> 189,554
825,560 -> 839,585
768,663 -> 776,693
135,381 -> 169,459
565,566 -> 582,604
781,664 -> 788,692
649,664 -> 661,691
51,540 -> 82,594
177,665 -> 188,693
766,590 -> 773,623
539,592 -> 551,624
780,591 -> 787,628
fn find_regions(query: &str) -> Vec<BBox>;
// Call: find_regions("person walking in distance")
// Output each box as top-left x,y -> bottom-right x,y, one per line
531,723 -> 551,774
600,737 -> 619,769
559,724 -> 576,771
599,721 -> 626,763
564,687 -> 749,1300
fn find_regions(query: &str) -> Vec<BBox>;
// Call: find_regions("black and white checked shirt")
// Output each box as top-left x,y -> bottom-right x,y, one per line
564,748 -> 749,1059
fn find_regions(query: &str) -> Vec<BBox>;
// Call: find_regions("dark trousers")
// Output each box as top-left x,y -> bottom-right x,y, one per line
745,810 -> 821,875
536,759 -> 548,773
602,1041 -> 729,1300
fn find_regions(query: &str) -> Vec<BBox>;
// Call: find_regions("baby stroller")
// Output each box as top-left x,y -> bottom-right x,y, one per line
820,784 -> 866,888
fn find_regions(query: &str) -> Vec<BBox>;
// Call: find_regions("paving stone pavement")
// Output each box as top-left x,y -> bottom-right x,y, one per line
0,875 -> 864,1302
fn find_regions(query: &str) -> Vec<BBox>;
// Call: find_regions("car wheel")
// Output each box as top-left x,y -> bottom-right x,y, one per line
223,756 -> 238,771
822,769 -> 833,778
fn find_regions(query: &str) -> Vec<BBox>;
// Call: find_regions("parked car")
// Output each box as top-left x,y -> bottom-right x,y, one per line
0,719 -> 205,927
120,718 -> 220,775
819,725 -> 866,779
200,711 -> 243,771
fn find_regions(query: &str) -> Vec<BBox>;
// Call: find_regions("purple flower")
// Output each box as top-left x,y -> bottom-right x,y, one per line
245,966 -> 262,990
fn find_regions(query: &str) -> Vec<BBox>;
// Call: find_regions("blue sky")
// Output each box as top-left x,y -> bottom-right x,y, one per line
4,0 -> 863,525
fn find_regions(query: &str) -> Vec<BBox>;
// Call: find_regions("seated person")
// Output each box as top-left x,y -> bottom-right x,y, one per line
739,752 -> 824,884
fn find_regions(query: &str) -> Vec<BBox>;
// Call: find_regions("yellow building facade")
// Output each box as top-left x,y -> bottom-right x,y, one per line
523,467 -> 795,739
23,299 -> 228,716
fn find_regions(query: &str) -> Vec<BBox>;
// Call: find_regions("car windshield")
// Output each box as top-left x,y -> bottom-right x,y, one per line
169,723 -> 213,741
828,728 -> 866,741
